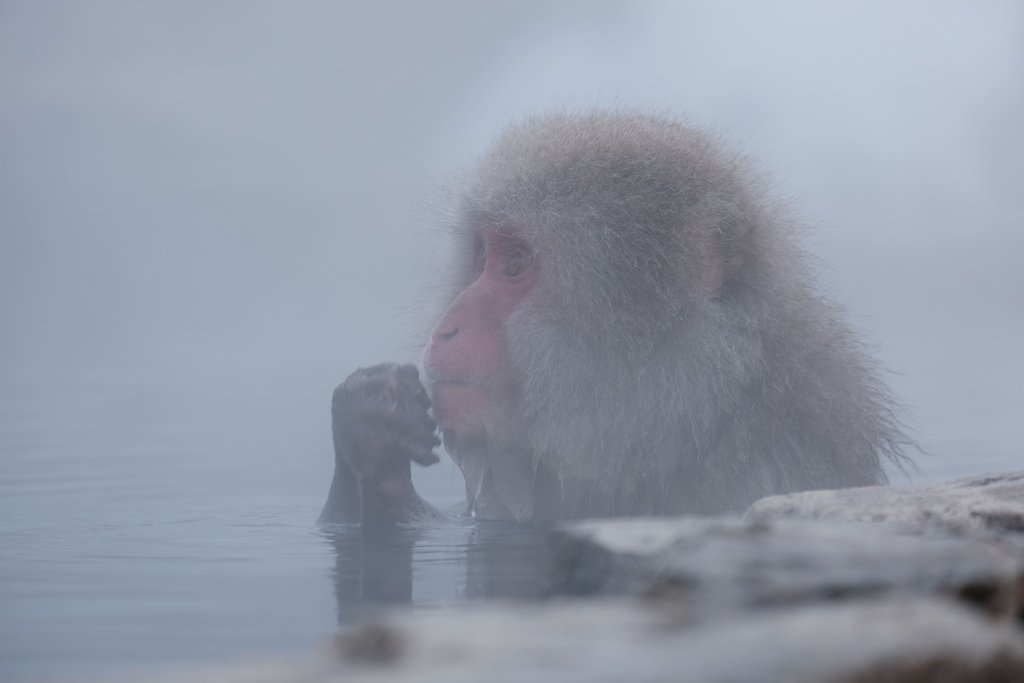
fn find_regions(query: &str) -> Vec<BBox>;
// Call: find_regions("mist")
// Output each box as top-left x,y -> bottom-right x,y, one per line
0,1 -> 1021,678
2,1 -> 1021,499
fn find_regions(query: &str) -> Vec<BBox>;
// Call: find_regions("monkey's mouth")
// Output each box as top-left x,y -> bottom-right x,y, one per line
430,377 -> 474,389
425,371 -> 490,395
428,379 -> 490,430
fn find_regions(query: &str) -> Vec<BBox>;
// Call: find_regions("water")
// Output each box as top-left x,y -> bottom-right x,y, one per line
0,368 -> 550,682
0,357 -> 1018,682
0,498 -> 546,682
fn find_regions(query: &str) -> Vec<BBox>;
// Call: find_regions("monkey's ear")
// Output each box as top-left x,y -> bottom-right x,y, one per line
701,239 -> 745,298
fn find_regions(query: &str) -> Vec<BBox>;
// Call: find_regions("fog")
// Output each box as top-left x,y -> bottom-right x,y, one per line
0,0 -> 1022,675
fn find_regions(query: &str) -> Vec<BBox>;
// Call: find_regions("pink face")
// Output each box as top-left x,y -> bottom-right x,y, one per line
425,225 -> 538,436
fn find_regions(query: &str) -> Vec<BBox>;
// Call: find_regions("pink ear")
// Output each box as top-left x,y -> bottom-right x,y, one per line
701,241 -> 725,296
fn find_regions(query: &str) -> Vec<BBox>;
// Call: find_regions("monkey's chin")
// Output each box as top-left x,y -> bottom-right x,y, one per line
431,383 -> 491,435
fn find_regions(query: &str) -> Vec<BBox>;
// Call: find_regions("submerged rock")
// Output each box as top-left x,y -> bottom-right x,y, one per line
147,599 -> 1024,683
746,471 -> 1024,534
549,517 -> 1022,621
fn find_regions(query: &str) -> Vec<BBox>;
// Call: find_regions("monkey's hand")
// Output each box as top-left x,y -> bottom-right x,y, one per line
330,363 -> 441,524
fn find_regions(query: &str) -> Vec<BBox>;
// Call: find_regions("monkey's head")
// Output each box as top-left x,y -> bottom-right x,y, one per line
424,112 -> 790,519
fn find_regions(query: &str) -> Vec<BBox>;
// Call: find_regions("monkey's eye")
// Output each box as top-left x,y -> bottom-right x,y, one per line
503,249 -> 526,278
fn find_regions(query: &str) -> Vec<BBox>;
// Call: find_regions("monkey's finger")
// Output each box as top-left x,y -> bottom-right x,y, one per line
414,410 -> 438,435
342,413 -> 437,461
394,375 -> 432,413
349,409 -> 418,431
410,379 -> 432,410
387,364 -> 419,397
395,363 -> 419,380
360,403 -> 436,437
411,450 -> 441,467
403,430 -> 441,456
396,434 -> 440,466
366,411 -> 434,444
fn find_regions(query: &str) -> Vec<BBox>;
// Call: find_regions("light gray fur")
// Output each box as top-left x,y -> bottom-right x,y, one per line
443,111 -> 909,518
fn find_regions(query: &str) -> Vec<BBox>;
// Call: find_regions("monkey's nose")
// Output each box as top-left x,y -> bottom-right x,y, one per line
436,326 -> 459,342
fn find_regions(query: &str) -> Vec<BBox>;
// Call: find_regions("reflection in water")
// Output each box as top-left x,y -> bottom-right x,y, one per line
322,518 -> 550,623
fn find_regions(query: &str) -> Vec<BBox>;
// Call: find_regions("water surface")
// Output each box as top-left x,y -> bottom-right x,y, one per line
0,365 -> 1015,682
0,371 -> 549,682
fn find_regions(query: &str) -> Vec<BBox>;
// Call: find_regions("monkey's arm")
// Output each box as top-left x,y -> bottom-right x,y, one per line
319,364 -> 444,526
318,436 -> 362,523
356,454 -> 443,526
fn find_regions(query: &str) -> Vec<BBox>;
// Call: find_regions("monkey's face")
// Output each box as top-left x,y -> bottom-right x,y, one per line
424,225 -> 537,440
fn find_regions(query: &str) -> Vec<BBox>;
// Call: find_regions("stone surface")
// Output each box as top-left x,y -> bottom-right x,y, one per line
746,471 -> 1024,534
548,517 -> 1022,620
137,599 -> 1024,683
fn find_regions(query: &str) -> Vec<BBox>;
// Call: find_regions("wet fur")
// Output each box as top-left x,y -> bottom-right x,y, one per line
443,111 -> 909,517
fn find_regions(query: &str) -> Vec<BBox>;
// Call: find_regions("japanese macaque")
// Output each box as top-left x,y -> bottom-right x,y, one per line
319,112 -> 908,525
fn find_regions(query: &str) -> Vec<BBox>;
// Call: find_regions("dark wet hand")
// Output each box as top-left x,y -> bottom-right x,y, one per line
332,363 -> 441,487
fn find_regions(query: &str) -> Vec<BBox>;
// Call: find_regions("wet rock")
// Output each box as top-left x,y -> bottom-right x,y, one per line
746,471 -> 1024,534
548,517 -> 1022,620
145,599 -> 1024,683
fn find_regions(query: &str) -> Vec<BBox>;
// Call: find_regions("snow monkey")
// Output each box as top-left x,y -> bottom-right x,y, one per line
320,112 -> 908,525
